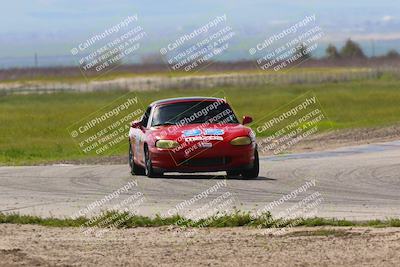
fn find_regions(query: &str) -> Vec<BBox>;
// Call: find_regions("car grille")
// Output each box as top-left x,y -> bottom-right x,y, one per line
183,157 -> 231,167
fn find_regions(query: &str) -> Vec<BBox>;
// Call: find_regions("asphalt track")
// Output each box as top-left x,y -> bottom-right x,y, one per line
0,141 -> 399,220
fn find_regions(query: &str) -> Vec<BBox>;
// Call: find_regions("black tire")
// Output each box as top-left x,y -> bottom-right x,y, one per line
241,149 -> 259,179
129,142 -> 145,175
144,145 -> 163,178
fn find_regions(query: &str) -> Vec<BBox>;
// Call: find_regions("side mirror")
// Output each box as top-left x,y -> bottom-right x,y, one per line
242,116 -> 253,125
130,120 -> 141,128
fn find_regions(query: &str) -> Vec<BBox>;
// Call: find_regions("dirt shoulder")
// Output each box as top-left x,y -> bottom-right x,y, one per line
1,224 -> 399,266
280,123 -> 400,154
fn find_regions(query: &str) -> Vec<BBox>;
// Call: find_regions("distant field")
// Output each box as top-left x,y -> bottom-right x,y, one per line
1,77 -> 400,165
0,66 -> 376,83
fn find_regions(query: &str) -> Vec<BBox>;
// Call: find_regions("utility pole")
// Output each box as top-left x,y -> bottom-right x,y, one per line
371,39 -> 375,58
34,53 -> 38,67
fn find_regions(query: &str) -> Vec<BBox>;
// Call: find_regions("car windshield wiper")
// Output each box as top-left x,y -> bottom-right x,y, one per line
153,121 -> 177,126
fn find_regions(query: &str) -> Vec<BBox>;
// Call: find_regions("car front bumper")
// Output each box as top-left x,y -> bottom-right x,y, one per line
149,141 -> 256,173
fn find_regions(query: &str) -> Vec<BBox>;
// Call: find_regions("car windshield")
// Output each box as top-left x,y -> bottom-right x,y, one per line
151,100 -> 239,126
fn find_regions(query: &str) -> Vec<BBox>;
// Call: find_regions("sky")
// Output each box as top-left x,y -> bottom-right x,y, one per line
1,0 -> 399,67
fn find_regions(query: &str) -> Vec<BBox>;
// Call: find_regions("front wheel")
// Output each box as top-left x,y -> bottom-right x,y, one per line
241,149 -> 259,179
144,146 -> 163,178
129,142 -> 145,175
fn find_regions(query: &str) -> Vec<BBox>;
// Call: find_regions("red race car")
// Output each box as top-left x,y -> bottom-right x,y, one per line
128,97 -> 259,178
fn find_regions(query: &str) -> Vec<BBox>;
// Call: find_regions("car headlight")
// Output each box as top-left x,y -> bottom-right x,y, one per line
230,136 -> 252,146
156,140 -> 179,149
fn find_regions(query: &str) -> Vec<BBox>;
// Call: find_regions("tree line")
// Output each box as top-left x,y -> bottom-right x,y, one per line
325,39 -> 399,59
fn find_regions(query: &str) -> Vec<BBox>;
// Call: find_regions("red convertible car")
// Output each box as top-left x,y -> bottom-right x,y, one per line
128,97 -> 259,178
